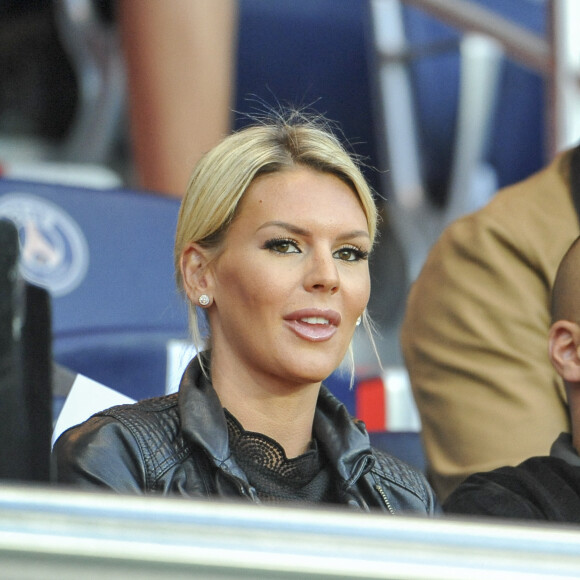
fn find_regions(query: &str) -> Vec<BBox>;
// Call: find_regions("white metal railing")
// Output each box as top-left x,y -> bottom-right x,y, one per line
549,0 -> 580,155
401,0 -> 580,156
1,484 -> 580,578
371,0 -> 503,282
371,0 -> 580,289
402,0 -> 550,73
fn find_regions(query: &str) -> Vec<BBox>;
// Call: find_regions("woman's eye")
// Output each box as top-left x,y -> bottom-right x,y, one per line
263,238 -> 300,254
333,246 -> 369,262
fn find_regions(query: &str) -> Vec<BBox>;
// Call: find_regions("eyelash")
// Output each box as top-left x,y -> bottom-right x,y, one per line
263,237 -> 300,254
263,237 -> 369,262
336,245 -> 369,262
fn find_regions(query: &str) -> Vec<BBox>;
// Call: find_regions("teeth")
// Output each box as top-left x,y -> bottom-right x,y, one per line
301,316 -> 330,325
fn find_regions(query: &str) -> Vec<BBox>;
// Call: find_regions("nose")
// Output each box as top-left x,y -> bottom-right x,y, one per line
304,249 -> 340,294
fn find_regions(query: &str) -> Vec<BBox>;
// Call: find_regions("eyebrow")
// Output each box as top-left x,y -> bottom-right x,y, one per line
257,220 -> 370,241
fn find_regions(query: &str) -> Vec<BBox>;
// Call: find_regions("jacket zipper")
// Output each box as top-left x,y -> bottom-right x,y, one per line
344,455 -> 395,513
219,465 -> 260,502
374,483 -> 396,514
233,477 -> 259,502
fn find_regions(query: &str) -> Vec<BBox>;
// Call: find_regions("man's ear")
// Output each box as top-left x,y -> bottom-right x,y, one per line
180,243 -> 214,304
549,320 -> 580,383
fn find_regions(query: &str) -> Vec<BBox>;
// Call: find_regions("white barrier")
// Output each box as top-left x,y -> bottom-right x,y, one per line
1,484 -> 579,579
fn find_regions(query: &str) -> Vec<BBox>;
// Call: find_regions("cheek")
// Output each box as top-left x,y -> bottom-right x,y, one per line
347,270 -> 371,310
364,277 -> 372,303
217,260 -> 283,307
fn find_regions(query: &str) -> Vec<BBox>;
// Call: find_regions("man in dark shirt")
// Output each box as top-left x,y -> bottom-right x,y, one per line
444,235 -> 580,524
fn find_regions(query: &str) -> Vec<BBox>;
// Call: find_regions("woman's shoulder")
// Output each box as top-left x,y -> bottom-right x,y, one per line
370,448 -> 438,511
100,393 -> 180,423
370,448 -> 426,487
95,393 -> 183,451
53,393 -> 185,491
55,393 -> 180,445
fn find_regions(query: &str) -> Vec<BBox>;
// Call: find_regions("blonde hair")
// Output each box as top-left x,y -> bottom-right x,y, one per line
175,111 -> 378,351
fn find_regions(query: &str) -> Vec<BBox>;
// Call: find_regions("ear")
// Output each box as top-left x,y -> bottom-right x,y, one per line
549,320 -> 580,383
180,243 -> 214,304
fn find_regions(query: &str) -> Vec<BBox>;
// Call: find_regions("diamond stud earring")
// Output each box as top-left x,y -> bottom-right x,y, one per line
198,294 -> 211,307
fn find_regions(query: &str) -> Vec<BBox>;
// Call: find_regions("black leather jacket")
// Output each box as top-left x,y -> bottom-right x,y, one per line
53,356 -> 439,515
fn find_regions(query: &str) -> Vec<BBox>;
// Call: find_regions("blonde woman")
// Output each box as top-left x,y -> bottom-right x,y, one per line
54,112 -> 438,515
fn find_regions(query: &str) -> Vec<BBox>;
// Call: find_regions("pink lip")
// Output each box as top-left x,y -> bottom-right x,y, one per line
283,309 -> 341,342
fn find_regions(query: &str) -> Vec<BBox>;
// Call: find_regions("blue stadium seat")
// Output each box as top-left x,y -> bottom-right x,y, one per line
0,179 -> 189,403
369,431 -> 426,473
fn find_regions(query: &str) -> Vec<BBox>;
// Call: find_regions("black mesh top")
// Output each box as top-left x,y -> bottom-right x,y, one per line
225,410 -> 336,505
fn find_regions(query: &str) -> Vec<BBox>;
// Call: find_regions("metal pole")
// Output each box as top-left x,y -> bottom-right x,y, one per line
549,0 -> 580,155
403,0 -> 550,74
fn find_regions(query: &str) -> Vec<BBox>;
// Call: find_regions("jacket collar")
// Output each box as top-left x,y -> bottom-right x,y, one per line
313,383 -> 374,481
550,432 -> 580,467
177,353 -> 373,483
178,353 -> 231,462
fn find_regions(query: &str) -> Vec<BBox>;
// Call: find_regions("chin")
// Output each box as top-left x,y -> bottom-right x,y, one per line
271,337 -> 349,381
285,352 -> 344,384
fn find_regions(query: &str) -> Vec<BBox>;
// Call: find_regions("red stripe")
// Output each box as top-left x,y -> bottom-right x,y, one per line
355,377 -> 386,431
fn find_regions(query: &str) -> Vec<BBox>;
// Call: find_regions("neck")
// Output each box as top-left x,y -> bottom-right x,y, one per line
210,357 -> 320,458
566,383 -> 580,454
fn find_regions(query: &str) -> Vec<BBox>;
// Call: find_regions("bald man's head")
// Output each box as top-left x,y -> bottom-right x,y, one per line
551,236 -> 580,324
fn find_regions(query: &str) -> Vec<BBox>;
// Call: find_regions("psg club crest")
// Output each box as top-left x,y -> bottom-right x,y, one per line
0,193 -> 89,297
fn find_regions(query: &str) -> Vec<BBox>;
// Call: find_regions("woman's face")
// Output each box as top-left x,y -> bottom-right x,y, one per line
205,166 -> 371,388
